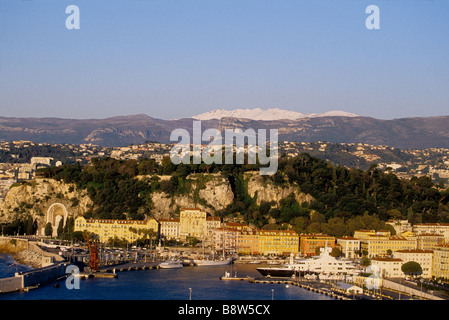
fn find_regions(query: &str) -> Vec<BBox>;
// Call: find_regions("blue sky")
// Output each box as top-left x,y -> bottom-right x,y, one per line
0,0 -> 448,120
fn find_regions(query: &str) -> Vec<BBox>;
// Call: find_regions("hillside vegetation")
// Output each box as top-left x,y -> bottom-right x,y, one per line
31,153 -> 449,237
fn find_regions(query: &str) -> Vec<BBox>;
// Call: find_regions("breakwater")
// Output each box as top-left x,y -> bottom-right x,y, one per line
0,236 -> 69,294
0,237 -> 64,268
0,262 -> 69,293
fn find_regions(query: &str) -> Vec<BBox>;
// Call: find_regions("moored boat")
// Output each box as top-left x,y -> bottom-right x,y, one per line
159,260 -> 183,269
194,258 -> 233,266
256,246 -> 358,279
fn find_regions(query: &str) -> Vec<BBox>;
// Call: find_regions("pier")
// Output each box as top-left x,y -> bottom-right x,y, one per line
97,261 -> 160,273
248,277 -> 351,300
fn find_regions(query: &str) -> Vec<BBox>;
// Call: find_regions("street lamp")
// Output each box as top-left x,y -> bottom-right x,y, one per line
271,289 -> 274,300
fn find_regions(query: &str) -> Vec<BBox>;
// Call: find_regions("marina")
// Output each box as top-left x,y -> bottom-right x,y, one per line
0,259 -> 335,300
0,249 -> 443,300
1,239 -> 446,300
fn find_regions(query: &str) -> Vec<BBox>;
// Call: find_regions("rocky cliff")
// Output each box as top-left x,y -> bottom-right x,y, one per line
149,174 -> 235,218
0,178 -> 92,226
245,173 -> 314,206
0,172 -> 313,223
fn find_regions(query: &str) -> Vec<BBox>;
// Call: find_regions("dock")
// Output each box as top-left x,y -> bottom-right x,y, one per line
248,277 -> 351,300
220,276 -> 252,281
97,261 -> 160,273
90,272 -> 118,279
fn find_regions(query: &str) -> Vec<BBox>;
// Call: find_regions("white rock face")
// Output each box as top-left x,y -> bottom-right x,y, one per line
150,174 -> 234,218
0,179 -> 92,231
0,173 -> 314,222
244,173 -> 314,206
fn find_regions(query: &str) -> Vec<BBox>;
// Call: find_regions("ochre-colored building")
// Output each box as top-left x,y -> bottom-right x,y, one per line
74,217 -> 160,244
258,230 -> 299,256
179,208 -> 221,243
236,228 -> 260,255
300,233 -> 335,257
360,235 -> 416,258
235,228 -> 299,256
433,244 -> 449,280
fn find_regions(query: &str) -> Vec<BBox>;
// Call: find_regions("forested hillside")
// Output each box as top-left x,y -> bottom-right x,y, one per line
35,153 -> 449,237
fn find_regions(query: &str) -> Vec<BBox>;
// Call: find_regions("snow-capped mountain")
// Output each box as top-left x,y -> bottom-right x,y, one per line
191,108 -> 359,121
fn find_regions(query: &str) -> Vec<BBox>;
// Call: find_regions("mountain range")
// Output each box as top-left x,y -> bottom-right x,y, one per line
1,109 -> 449,149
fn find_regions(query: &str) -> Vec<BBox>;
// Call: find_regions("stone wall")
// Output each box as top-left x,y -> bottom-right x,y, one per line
0,276 -> 23,293
20,262 -> 68,288
0,262 -> 69,294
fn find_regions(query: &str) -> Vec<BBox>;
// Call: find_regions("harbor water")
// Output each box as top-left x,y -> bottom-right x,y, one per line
0,255 -> 333,300
0,253 -> 33,279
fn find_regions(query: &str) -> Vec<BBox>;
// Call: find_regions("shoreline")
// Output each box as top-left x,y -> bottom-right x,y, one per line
0,238 -> 43,269
0,247 -> 40,270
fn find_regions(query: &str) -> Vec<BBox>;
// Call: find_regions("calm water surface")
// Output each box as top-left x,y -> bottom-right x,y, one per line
0,256 -> 333,300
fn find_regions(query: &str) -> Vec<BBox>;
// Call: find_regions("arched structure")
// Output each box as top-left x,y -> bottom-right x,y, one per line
45,203 -> 69,237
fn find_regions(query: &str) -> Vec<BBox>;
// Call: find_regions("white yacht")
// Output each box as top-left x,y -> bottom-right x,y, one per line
257,246 -> 358,279
194,257 -> 233,266
159,260 -> 183,269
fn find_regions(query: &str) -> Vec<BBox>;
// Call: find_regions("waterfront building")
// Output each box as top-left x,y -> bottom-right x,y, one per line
206,216 -> 221,243
236,228 -> 260,255
233,228 -> 300,256
179,208 -> 221,245
299,233 -> 335,257
179,208 -> 208,241
212,226 -> 239,254
258,230 -> 299,256
432,244 -> 449,280
413,223 -> 449,242
159,218 -> 180,241
360,235 -> 417,258
336,236 -> 361,259
394,249 -> 434,279
370,258 -> 404,278
74,217 -> 160,244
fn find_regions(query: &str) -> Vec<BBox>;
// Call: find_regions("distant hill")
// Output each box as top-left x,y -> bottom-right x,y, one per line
1,112 -> 449,149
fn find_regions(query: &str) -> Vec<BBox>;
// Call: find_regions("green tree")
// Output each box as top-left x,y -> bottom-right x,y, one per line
45,222 -> 53,237
25,216 -> 34,235
401,261 -> 422,278
360,257 -> 371,269
259,201 -> 272,216
187,236 -> 200,247
57,219 -> 64,237
330,247 -> 341,258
